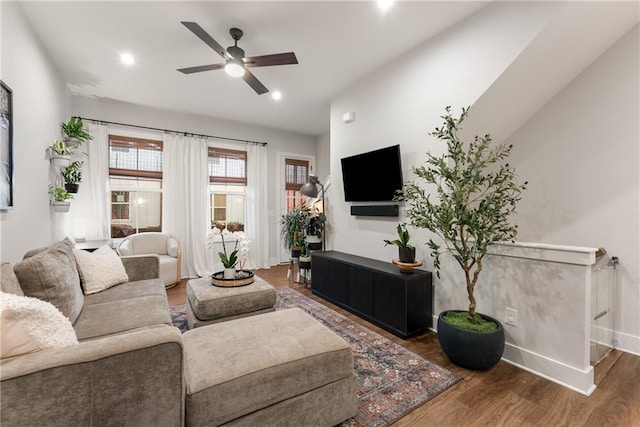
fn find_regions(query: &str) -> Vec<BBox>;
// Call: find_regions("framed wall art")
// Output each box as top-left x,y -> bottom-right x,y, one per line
1,80 -> 13,209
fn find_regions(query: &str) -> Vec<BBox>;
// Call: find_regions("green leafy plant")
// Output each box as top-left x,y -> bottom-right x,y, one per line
280,205 -> 308,250
60,117 -> 92,143
305,206 -> 326,239
47,140 -> 72,157
62,161 -> 83,184
383,223 -> 413,249
396,106 -> 527,327
49,185 -> 73,202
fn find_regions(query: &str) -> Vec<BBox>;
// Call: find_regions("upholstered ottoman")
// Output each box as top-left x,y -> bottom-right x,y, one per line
183,308 -> 357,426
186,276 -> 276,329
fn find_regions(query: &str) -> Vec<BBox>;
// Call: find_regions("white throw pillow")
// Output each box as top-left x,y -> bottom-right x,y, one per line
1,291 -> 78,359
73,244 -> 129,295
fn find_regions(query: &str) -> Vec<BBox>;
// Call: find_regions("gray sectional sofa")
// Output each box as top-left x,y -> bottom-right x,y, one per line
1,238 -> 184,426
0,238 -> 357,426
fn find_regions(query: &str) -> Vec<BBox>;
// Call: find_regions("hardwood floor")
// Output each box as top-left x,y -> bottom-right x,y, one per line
167,264 -> 640,427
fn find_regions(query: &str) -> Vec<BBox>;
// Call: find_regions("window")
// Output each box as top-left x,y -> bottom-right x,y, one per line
209,147 -> 246,232
285,158 -> 309,212
109,135 -> 163,238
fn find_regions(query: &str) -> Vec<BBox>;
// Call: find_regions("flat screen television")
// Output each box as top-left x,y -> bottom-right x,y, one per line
340,144 -> 403,202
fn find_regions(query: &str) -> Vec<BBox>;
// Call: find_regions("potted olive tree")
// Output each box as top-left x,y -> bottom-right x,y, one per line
396,106 -> 527,370
61,117 -> 93,148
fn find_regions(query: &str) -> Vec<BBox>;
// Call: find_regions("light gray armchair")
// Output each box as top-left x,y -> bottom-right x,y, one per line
117,232 -> 182,288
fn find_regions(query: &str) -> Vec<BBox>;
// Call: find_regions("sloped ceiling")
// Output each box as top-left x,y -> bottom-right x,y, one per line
461,1 -> 639,144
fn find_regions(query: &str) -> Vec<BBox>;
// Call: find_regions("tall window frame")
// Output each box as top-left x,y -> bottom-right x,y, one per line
108,134 -> 163,238
208,147 -> 247,233
284,158 -> 309,212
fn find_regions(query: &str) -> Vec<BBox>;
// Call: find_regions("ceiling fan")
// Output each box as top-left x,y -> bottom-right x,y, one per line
177,22 -> 298,95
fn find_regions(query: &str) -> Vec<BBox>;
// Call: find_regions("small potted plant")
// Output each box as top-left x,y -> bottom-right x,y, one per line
396,105 -> 527,370
299,244 -> 312,269
46,140 -> 72,168
61,160 -> 83,193
49,185 -> 73,213
304,205 -> 326,249
383,223 -> 415,263
60,117 -> 92,148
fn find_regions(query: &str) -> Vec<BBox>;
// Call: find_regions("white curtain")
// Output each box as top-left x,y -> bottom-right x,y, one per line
70,122 -> 109,240
162,133 -> 210,277
245,143 -> 270,269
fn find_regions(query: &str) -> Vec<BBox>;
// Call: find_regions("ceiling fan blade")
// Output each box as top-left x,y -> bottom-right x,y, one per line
242,70 -> 269,95
181,21 -> 227,59
244,52 -> 298,68
177,63 -> 225,74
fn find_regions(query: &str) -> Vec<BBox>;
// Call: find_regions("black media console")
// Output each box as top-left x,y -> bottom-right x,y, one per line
311,251 -> 433,339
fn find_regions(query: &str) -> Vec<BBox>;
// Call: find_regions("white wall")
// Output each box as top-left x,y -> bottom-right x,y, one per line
328,0 -> 639,387
0,2 -> 71,262
316,132 -> 330,183
508,25 -> 640,355
330,1 -> 560,263
71,95 -> 317,266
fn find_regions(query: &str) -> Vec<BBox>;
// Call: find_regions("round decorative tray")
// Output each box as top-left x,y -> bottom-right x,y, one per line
392,258 -> 423,274
211,270 -> 255,287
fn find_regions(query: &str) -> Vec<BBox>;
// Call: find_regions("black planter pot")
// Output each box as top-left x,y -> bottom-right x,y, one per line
65,183 -> 80,193
291,247 -> 301,259
437,310 -> 505,370
398,247 -> 416,263
299,260 -> 311,269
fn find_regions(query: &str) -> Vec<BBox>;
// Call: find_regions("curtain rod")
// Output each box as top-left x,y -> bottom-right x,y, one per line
74,116 -> 268,146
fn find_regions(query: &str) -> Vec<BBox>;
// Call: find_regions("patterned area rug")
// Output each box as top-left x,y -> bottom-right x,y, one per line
170,287 -> 462,427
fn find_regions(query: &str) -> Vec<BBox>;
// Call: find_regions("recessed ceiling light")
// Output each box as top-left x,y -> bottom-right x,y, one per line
377,0 -> 394,12
271,91 -> 282,101
120,53 -> 135,66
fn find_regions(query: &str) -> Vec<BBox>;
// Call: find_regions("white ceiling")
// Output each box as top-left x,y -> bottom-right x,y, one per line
18,1 -> 489,136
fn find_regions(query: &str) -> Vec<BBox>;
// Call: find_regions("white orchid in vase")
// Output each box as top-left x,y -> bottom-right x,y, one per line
236,232 -> 251,272
207,228 -> 249,272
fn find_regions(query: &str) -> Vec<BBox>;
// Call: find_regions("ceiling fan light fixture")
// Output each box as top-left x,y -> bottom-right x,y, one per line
225,59 -> 245,77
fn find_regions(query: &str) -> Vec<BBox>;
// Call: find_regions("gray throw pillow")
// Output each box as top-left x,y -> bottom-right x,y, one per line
14,238 -> 84,324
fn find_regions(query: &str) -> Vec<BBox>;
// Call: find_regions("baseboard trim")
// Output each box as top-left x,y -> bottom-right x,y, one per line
502,343 -> 595,396
430,314 -> 596,395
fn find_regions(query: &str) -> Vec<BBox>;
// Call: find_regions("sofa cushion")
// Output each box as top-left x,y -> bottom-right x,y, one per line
73,245 -> 129,295
74,295 -> 172,341
83,279 -> 167,306
13,238 -> 84,324
0,263 -> 24,296
1,291 -> 78,358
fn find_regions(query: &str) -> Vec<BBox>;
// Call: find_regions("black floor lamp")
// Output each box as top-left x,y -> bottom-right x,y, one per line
300,174 -> 325,251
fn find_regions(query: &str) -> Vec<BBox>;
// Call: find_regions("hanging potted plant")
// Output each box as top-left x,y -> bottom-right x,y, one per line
383,223 -> 415,263
61,160 -> 83,193
60,117 -> 92,148
49,185 -> 73,213
396,106 -> 527,370
280,205 -> 307,258
46,140 -> 72,168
